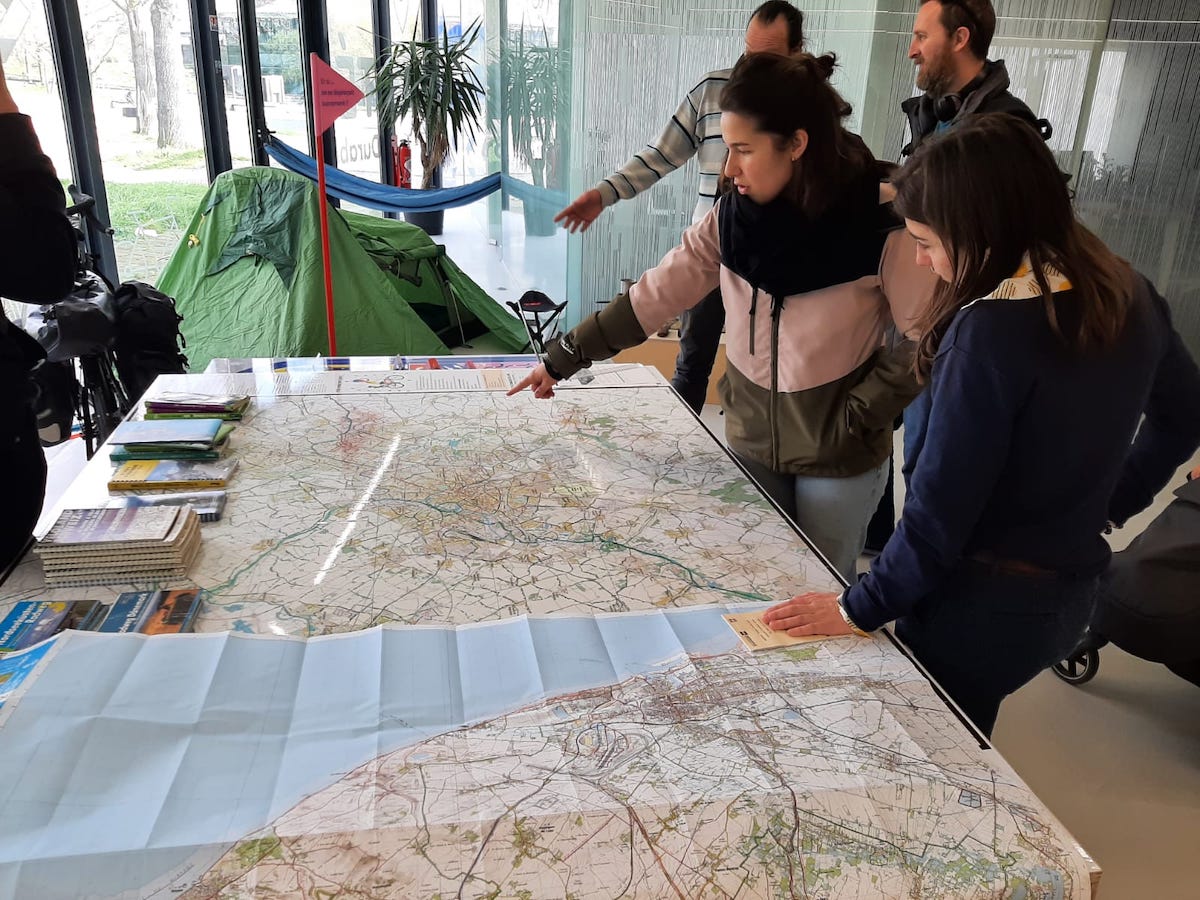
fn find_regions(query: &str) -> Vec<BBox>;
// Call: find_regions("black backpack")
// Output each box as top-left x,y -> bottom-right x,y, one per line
110,281 -> 188,399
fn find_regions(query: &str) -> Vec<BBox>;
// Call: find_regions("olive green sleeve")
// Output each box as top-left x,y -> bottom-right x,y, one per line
544,291 -> 649,380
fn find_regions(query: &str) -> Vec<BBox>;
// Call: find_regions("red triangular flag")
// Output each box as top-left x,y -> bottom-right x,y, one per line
311,54 -> 364,135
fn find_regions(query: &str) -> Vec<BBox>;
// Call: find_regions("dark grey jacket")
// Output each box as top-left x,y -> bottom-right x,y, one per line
900,59 -> 1044,158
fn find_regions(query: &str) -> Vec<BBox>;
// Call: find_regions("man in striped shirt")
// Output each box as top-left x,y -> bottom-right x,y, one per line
555,1 -> 806,412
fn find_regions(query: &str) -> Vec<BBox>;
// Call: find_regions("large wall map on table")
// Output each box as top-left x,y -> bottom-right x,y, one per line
0,609 -> 1092,898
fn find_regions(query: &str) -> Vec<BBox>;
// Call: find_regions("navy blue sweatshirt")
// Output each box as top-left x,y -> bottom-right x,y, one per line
845,274 -> 1200,632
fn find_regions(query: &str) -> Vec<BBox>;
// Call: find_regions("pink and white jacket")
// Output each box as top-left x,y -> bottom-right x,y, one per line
547,188 -> 937,477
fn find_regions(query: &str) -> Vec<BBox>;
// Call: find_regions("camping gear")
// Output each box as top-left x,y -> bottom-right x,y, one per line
262,135 -> 566,214
155,166 -> 527,370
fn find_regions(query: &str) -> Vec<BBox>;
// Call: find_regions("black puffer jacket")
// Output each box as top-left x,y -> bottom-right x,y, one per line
0,113 -> 77,437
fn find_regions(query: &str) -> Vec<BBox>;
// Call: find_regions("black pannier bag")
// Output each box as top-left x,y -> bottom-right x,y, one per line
24,276 -> 116,362
29,358 -> 77,446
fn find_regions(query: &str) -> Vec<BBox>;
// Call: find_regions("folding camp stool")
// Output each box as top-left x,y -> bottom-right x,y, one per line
507,290 -> 568,356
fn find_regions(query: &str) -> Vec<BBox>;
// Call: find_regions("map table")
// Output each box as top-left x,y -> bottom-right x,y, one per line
0,362 -> 1100,898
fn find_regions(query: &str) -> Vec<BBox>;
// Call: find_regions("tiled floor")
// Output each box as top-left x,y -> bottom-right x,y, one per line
436,205 -> 569,307
42,401 -> 1199,899
991,457 -> 1200,900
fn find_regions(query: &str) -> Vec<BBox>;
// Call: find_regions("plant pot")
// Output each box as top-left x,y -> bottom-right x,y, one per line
522,195 -> 557,237
404,210 -> 444,235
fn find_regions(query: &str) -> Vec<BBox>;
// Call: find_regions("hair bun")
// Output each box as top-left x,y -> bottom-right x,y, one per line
810,52 -> 837,82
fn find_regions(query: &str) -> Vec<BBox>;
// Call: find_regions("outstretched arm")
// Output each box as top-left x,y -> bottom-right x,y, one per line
510,208 -> 723,397
556,77 -> 712,232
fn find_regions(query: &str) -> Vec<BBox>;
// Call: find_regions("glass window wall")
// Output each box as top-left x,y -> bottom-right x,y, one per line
7,0 -> 1199,352
214,0 -> 257,168
256,0 -> 307,154
75,0 -> 210,283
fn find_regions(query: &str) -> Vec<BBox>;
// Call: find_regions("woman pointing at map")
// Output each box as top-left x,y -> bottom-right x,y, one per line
509,52 -> 936,583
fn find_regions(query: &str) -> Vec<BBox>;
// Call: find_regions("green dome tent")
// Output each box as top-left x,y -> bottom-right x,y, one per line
156,167 -> 527,371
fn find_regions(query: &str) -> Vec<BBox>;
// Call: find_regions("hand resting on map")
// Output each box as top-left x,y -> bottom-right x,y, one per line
762,591 -> 853,637
507,364 -> 560,400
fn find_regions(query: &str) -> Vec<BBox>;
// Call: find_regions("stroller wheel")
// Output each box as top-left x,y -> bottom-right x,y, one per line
1053,649 -> 1100,685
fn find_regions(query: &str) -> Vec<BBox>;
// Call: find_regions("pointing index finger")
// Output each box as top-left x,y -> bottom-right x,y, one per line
507,374 -> 534,396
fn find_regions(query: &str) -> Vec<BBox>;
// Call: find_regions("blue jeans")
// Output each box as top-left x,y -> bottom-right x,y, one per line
735,452 -> 890,583
901,385 -> 932,485
895,562 -> 1097,737
670,288 -> 725,413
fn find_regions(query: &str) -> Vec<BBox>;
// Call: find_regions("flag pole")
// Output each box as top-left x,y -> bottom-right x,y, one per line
311,53 -> 338,356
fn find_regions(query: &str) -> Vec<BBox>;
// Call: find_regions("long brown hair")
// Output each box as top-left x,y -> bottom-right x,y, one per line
719,53 -> 878,218
892,114 -> 1134,379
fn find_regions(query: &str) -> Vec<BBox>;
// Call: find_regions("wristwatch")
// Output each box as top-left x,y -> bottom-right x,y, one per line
836,593 -> 871,637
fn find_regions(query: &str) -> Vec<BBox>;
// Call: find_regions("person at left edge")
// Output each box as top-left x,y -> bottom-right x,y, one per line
511,53 -> 936,583
0,55 -> 78,572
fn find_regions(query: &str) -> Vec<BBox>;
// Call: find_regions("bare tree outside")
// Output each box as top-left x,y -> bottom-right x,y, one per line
109,0 -> 156,136
150,0 -> 184,148
87,12 -> 128,81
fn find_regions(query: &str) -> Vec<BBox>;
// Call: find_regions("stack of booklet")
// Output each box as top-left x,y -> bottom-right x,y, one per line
143,392 -> 251,420
107,417 -> 239,492
35,506 -> 201,587
107,458 -> 239,492
109,417 -> 235,462
110,425 -> 234,463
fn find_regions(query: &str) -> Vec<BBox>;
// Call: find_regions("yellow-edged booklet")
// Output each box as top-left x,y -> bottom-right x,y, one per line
108,458 -> 239,492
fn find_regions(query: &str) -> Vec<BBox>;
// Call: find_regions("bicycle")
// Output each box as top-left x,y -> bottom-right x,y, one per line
25,186 -> 132,458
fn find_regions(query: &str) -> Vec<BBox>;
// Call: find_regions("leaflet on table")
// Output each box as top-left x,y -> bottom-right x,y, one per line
152,365 -> 665,397
204,355 -> 541,374
722,610 -> 846,651
397,355 -> 539,370
0,601 -> 74,653
0,637 -> 58,709
203,357 -> 399,374
280,367 -> 666,394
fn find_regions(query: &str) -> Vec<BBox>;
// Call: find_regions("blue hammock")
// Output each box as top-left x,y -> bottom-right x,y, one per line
263,136 -> 565,213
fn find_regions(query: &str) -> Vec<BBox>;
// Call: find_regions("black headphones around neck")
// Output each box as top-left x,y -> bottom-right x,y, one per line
933,72 -> 988,123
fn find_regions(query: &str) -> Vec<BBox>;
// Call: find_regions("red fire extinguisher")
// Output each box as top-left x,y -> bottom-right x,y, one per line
392,137 -> 412,189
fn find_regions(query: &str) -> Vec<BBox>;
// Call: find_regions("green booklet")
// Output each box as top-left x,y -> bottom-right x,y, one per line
110,423 -> 234,461
109,417 -> 225,451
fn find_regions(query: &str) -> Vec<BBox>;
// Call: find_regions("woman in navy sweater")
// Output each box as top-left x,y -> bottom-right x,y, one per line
763,115 -> 1200,737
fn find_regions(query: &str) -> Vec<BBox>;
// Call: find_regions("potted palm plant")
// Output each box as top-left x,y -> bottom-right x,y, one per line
502,27 -> 566,236
371,20 -> 486,235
